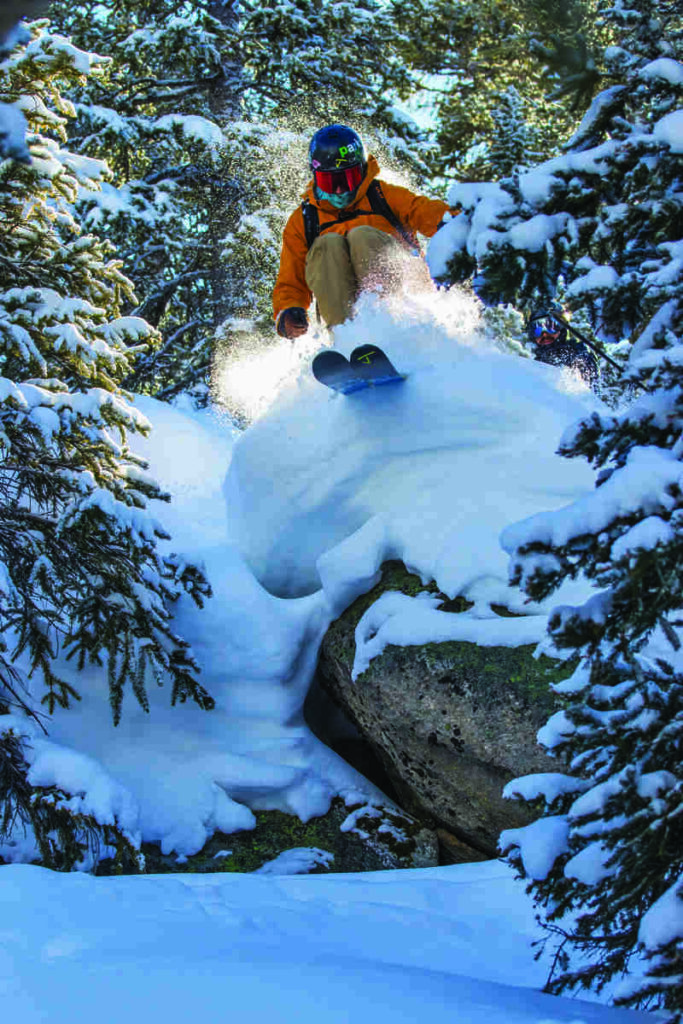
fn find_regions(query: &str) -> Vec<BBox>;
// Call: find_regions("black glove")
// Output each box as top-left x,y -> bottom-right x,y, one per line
277,307 -> 309,339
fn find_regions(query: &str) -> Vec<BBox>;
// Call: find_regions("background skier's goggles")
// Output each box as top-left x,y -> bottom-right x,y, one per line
314,165 -> 364,194
530,315 -> 563,339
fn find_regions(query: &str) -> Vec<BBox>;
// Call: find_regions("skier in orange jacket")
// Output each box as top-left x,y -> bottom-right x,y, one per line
273,124 -> 452,339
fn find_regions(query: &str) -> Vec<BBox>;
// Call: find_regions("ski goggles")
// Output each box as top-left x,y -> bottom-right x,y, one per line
529,314 -> 564,339
313,164 -> 364,194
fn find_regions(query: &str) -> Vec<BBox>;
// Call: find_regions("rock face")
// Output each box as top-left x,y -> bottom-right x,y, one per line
318,562 -> 573,857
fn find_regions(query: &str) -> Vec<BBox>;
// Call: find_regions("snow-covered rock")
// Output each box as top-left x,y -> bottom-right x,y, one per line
317,560 -> 570,855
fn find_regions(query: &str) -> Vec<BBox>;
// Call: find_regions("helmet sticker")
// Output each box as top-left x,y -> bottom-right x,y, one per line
335,141 -> 361,166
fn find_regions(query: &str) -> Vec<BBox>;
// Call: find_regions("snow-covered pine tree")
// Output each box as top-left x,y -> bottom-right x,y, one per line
0,22 -> 214,834
433,0 -> 682,339
0,3 -> 50,159
393,0 -> 608,181
469,2 -> 683,1017
489,86 -> 538,179
238,0 -> 411,121
48,0 -> 420,402
500,327 -> 683,1013
45,0 -> 261,401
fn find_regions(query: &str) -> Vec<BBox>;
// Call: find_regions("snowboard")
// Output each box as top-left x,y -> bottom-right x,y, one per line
312,344 -> 405,395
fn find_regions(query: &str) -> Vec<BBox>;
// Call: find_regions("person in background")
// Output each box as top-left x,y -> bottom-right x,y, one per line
527,307 -> 599,390
273,124 -> 453,340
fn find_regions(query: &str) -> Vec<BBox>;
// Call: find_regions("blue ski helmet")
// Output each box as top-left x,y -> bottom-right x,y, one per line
309,124 -> 366,173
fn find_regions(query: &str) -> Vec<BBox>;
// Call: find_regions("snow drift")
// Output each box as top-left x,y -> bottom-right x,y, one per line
224,287 -> 596,614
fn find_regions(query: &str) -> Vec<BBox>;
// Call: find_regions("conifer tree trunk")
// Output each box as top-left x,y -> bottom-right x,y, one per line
206,0 -> 243,122
205,1 -> 245,328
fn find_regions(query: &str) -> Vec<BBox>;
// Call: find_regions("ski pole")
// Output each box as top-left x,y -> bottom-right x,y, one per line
560,314 -> 653,393
554,315 -> 624,374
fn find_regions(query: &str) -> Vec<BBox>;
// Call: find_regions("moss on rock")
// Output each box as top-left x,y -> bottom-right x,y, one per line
97,797 -> 438,876
317,561 -> 576,856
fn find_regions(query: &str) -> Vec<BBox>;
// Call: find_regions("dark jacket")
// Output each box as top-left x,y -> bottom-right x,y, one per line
533,338 -> 599,390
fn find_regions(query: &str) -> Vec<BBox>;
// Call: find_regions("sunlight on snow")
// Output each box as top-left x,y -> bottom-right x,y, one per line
212,281 -> 488,423
213,330 -> 323,421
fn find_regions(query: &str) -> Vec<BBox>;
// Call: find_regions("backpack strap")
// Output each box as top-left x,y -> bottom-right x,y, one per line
301,181 -> 417,251
366,180 -> 418,251
301,199 -> 320,250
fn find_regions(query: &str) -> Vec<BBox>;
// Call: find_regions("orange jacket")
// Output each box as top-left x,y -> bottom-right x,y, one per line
272,155 -> 450,323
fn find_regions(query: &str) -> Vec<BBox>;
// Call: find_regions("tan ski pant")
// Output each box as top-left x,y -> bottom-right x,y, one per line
304,226 -> 406,328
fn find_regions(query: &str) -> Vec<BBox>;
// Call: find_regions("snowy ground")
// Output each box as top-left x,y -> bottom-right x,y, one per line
0,860 -> 657,1024
3,286 -> 654,1022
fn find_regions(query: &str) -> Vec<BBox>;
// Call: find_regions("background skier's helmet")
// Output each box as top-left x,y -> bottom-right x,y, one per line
527,305 -> 568,346
309,124 -> 366,194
